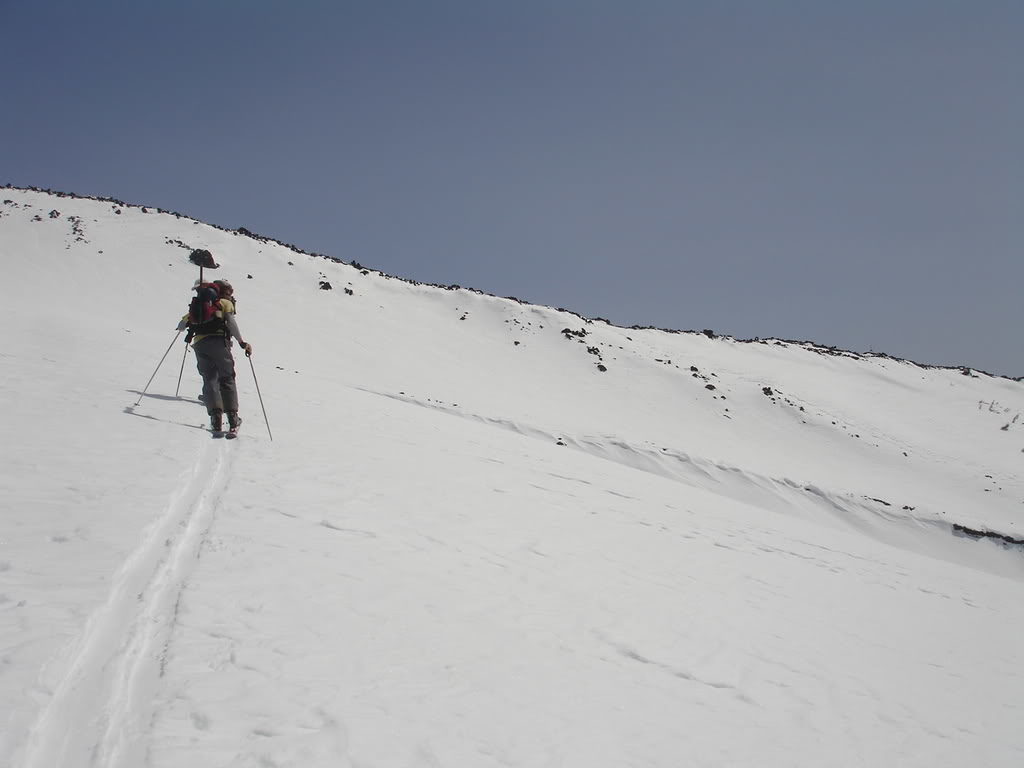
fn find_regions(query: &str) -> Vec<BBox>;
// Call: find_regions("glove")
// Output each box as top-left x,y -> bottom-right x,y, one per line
241,342 -> 253,357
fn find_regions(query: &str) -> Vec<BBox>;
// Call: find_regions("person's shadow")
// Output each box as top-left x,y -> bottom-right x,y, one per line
127,391 -> 202,405
124,391 -> 207,432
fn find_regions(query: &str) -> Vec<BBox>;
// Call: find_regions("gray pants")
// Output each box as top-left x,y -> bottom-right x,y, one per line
194,336 -> 238,415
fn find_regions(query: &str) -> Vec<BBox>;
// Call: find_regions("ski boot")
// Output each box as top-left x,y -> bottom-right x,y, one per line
226,411 -> 242,439
210,409 -> 224,436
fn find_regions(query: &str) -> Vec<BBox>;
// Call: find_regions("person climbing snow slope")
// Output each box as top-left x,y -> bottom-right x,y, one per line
179,278 -> 253,436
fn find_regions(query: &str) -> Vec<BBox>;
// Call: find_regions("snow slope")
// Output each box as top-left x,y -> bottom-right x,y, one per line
1,187 -> 1022,767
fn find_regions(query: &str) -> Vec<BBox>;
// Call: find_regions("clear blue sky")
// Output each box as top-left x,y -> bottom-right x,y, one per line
3,1 -> 1021,376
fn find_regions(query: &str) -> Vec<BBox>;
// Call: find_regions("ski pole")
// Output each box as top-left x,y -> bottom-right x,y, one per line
134,330 -> 182,406
248,354 -> 273,441
175,341 -> 189,397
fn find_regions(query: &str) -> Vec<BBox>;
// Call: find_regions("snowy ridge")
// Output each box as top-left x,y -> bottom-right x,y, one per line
6,183 -> 1014,381
1,187 -> 1022,767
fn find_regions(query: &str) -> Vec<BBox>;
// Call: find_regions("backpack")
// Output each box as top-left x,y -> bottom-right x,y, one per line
187,282 -> 226,336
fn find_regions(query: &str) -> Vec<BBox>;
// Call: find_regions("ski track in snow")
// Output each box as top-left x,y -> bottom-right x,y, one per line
19,439 -> 233,768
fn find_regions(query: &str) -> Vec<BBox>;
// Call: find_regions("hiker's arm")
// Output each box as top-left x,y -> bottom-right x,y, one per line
224,312 -> 244,344
224,312 -> 253,355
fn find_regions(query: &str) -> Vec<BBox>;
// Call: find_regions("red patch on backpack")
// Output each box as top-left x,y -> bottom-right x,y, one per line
188,283 -> 221,325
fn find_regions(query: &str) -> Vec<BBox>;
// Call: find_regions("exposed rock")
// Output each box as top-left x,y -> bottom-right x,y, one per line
953,524 -> 1024,547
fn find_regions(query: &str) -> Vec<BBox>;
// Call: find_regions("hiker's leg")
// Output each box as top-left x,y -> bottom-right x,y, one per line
212,342 -> 239,414
194,340 -> 225,413
194,347 -> 206,402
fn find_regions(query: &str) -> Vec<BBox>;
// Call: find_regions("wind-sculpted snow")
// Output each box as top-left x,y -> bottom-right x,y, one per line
1,187 -> 1022,767
361,387 -> 1023,578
